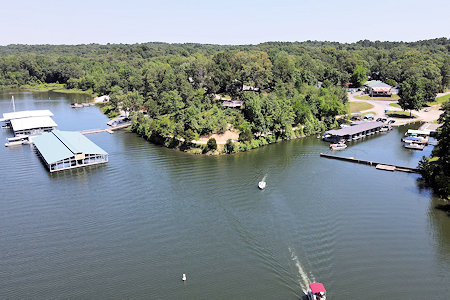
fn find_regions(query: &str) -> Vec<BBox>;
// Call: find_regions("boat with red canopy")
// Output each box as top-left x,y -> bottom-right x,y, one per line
307,282 -> 326,300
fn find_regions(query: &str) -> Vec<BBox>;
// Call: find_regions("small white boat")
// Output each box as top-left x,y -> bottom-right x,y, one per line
258,181 -> 266,190
71,103 -> 83,108
5,135 -> 29,147
182,274 -> 186,281
307,282 -> 326,300
330,142 -> 347,150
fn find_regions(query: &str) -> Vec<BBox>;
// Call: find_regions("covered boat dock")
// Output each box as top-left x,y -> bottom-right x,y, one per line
325,121 -> 385,142
32,130 -> 108,172
2,110 -> 57,136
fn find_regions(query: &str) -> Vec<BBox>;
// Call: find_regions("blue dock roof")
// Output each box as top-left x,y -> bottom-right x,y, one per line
32,130 -> 107,164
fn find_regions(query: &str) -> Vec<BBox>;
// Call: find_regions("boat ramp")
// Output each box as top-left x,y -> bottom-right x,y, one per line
418,122 -> 441,136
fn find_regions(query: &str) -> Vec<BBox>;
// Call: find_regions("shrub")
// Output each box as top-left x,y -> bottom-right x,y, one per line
207,137 -> 217,151
267,134 -> 276,144
224,139 -> 237,154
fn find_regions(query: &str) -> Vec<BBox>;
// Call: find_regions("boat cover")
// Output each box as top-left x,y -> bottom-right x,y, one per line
310,282 -> 326,293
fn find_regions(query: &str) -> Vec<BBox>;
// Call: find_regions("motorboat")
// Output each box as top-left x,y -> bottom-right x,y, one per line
322,133 -> 333,142
330,142 -> 347,150
402,136 -> 426,143
258,181 -> 266,190
5,135 -> 29,147
307,282 -> 326,300
404,141 -> 425,150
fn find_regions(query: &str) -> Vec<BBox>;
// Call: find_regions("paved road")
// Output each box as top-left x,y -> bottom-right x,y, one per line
348,92 -> 444,125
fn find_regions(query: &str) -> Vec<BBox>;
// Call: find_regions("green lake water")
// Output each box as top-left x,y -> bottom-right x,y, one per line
0,91 -> 449,299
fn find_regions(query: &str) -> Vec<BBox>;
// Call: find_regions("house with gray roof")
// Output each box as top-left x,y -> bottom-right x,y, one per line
363,80 -> 392,96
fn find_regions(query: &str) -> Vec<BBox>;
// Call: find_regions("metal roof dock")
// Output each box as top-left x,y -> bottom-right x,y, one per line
2,109 -> 57,136
32,130 -> 108,172
2,109 -> 54,121
326,121 -> 385,142
10,116 -> 57,135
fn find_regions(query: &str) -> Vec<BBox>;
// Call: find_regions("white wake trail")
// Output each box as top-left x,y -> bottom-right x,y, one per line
288,247 -> 312,294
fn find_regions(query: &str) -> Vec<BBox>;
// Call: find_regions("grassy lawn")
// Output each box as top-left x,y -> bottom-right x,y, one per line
389,103 -> 401,108
354,94 -> 399,101
19,83 -> 93,95
348,101 -> 374,113
53,88 -> 93,94
362,111 -> 376,116
426,93 -> 450,106
386,111 -> 418,118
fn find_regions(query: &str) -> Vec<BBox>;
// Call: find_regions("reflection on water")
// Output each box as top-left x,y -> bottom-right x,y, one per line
0,90 -> 449,299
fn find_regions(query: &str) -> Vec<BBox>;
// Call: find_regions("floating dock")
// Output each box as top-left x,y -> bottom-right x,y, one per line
320,153 -> 418,173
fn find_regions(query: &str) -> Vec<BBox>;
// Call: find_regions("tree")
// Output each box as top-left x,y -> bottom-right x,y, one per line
419,102 -> 450,199
351,65 -> 368,87
183,129 -> 197,143
398,78 -> 426,116
122,90 -> 144,116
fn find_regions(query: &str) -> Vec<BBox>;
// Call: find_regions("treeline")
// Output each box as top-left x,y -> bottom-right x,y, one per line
0,39 -> 448,152
419,102 -> 450,199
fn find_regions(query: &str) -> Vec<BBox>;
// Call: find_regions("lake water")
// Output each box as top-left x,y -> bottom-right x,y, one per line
0,91 -> 449,299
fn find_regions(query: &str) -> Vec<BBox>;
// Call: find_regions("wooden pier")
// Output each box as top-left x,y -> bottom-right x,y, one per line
320,153 -> 419,173
80,122 -> 131,135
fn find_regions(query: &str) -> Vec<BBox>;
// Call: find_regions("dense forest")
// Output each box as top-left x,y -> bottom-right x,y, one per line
0,38 -> 449,153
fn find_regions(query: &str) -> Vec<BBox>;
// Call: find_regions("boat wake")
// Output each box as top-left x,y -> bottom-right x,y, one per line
289,247 -> 315,295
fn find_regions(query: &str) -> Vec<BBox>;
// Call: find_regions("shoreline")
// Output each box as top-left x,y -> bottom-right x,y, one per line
0,84 -> 94,96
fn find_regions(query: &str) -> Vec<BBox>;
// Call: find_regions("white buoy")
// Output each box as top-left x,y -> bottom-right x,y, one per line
182,274 -> 186,281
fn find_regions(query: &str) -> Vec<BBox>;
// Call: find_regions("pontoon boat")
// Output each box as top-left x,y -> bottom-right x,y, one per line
307,282 -> 326,300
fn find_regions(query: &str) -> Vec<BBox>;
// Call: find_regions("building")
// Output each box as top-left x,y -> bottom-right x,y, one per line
32,130 -> 108,172
364,80 -> 392,96
222,100 -> 243,108
1,110 -> 57,136
242,84 -> 260,92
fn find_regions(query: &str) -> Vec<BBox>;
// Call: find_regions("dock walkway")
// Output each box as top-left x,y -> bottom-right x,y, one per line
80,122 -> 131,135
320,153 -> 419,173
